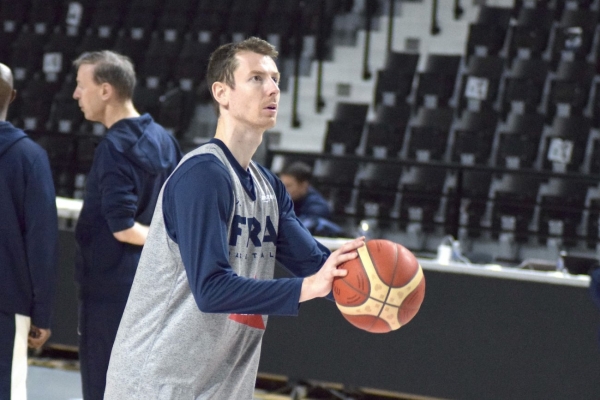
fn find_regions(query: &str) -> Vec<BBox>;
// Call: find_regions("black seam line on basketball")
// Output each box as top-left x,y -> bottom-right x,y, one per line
337,278 -> 370,306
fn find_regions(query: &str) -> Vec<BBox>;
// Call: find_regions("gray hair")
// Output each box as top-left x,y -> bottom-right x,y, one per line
73,50 -> 136,100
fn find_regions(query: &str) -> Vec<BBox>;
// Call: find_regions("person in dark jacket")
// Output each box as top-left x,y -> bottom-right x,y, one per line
279,161 -> 345,237
279,161 -> 331,219
0,63 -> 58,399
72,51 -> 182,400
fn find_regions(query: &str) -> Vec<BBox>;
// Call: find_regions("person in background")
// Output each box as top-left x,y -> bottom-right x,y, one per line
104,36 -> 363,400
279,161 -> 331,220
0,63 -> 58,399
71,50 -> 182,400
279,161 -> 346,237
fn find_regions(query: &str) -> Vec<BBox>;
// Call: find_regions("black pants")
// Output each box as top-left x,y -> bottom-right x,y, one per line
0,311 -> 28,400
78,300 -> 127,400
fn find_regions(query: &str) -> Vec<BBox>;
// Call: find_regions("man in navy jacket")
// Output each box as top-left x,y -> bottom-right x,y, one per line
0,63 -> 58,399
279,161 -> 345,237
72,51 -> 182,400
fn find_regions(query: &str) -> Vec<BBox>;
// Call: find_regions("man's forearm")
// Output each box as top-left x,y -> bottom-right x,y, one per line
113,222 -> 149,245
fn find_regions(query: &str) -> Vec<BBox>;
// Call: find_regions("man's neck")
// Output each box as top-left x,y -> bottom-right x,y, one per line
214,119 -> 263,170
102,101 -> 140,128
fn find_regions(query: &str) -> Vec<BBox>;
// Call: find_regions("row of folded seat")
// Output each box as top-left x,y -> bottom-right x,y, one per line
291,1 -> 600,250
271,150 -> 600,251
3,0 -> 358,139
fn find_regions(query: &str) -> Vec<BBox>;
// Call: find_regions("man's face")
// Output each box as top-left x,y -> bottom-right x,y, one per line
226,51 -> 280,130
280,175 -> 308,202
73,64 -> 105,123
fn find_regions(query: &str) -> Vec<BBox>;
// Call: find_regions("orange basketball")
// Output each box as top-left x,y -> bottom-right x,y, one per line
332,239 -> 425,333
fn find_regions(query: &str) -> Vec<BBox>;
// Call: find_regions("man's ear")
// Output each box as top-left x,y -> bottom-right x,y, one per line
212,81 -> 228,109
9,89 -> 16,104
100,83 -> 113,101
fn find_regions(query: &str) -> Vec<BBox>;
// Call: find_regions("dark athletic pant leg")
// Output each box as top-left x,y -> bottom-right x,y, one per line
79,300 -> 127,400
0,311 -> 16,399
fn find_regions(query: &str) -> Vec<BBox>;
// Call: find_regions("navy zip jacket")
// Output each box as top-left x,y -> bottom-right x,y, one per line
75,114 -> 182,301
294,186 -> 331,219
0,121 -> 58,328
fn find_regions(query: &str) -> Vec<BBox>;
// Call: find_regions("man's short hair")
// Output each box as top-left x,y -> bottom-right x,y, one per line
73,50 -> 136,100
206,37 -> 278,116
280,161 -> 313,183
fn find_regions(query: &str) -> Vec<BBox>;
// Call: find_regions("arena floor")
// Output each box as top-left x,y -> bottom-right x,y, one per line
26,355 -> 435,400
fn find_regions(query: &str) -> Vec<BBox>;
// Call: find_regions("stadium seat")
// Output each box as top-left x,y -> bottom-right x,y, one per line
450,109 -> 500,166
47,74 -> 83,134
0,0 -> 29,61
311,157 -> 359,215
323,102 -> 370,155
487,173 -> 544,242
355,162 -> 402,219
536,177 -> 592,246
33,133 -> 77,198
43,26 -> 83,85
404,107 -> 454,162
545,59 -> 594,121
191,0 -> 233,43
506,6 -> 554,62
501,58 -> 549,117
28,0 -> 62,36
415,54 -> 462,110
539,115 -> 591,173
76,27 -> 116,55
258,1 -> 299,58
549,8 -> 598,69
364,103 -> 411,159
133,81 -> 164,120
226,0 -> 268,41
17,73 -> 55,131
157,87 -> 189,137
373,52 -> 419,108
495,112 -> 545,169
398,165 -> 449,233
174,33 -> 217,90
457,55 -> 506,114
453,170 -> 494,238
465,6 -> 512,58
10,25 -> 50,85
138,31 -> 183,85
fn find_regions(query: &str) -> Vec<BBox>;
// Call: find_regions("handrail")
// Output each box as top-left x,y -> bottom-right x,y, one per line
291,0 -> 302,128
386,0 -> 395,54
267,149 -> 600,182
267,148 -> 600,243
431,0 -> 441,35
315,0 -> 326,113
362,0 -> 376,80
454,0 -> 464,20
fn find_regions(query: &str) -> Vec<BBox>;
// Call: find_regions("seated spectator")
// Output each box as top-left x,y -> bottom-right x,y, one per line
280,161 -> 331,219
279,161 -> 345,237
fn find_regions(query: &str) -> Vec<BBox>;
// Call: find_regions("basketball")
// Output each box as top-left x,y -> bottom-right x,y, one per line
332,239 -> 425,333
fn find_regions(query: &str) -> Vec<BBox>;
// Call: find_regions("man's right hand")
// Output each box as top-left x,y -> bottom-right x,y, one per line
299,237 -> 366,302
28,325 -> 51,349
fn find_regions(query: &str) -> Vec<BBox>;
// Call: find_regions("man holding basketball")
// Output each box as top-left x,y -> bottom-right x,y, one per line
104,37 -> 364,399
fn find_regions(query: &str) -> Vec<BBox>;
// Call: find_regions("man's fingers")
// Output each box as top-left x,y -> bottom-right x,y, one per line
340,237 -> 365,251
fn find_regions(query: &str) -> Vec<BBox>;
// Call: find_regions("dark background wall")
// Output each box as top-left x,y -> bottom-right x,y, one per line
259,266 -> 600,400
